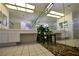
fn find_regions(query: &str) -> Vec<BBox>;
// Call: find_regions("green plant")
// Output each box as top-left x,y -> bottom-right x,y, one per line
37,25 -> 50,43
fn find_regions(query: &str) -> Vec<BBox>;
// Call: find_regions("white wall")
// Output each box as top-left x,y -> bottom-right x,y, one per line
72,12 -> 79,39
57,12 -> 73,39
0,4 -> 9,29
57,4 -> 73,39
56,4 -> 79,47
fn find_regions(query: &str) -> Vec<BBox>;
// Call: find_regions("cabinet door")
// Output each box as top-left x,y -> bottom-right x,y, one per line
1,30 -> 9,43
0,30 -> 2,43
9,30 -> 15,42
14,31 -> 20,42
9,30 -> 20,42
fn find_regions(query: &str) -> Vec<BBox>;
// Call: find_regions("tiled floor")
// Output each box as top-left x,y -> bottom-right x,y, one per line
0,42 -> 54,56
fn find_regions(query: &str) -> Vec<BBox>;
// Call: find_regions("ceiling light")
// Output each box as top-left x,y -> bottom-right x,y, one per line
49,11 -> 64,16
47,14 -> 61,18
26,4 -> 35,9
16,3 -> 25,7
26,9 -> 34,13
18,7 -> 26,12
6,4 -> 17,10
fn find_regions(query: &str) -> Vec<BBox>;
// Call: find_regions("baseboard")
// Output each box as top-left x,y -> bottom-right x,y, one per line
21,41 -> 37,44
0,42 -> 17,47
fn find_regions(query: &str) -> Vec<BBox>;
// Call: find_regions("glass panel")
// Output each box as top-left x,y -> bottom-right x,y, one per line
35,3 -> 79,55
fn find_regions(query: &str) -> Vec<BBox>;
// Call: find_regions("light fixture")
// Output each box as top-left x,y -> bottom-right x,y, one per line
17,7 -> 26,12
16,3 -> 25,7
8,3 -> 16,5
49,11 -> 64,16
26,9 -> 34,13
6,4 -> 17,10
26,4 -> 35,9
47,14 -> 61,18
5,4 -> 34,13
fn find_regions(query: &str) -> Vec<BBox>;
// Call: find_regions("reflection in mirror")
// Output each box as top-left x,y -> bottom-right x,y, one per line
0,12 -> 2,28
2,14 -> 7,26
0,11 -> 8,29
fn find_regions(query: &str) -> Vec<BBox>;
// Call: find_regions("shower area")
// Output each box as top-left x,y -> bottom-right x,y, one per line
33,3 -> 79,55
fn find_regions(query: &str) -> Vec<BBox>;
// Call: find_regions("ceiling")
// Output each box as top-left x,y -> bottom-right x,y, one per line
4,3 -> 49,22
6,3 -> 64,19
3,3 -> 79,24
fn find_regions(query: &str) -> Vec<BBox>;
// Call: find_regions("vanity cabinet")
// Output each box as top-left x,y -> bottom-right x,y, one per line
2,30 -> 9,43
0,30 -> 2,43
0,30 -> 9,43
0,30 -> 20,43
0,29 -> 37,44
8,30 -> 20,42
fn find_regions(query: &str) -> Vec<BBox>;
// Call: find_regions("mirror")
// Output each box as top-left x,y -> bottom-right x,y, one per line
0,12 -> 1,21
0,11 -> 8,29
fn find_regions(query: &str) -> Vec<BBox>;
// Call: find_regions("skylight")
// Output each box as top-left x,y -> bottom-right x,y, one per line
18,7 -> 26,12
6,4 -> 17,10
16,3 -> 25,7
5,4 -> 34,13
49,11 -> 64,16
26,9 -> 34,13
26,4 -> 35,9
47,14 -> 61,18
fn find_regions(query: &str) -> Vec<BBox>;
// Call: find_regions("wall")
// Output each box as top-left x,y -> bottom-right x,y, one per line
57,4 -> 73,39
73,12 -> 79,39
57,12 -> 73,39
56,4 -> 79,47
0,4 -> 9,29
